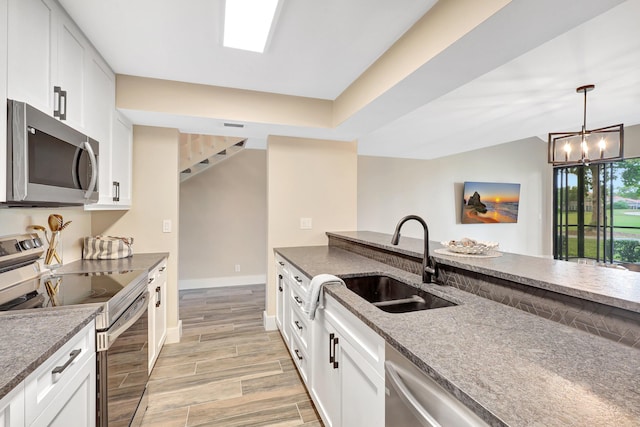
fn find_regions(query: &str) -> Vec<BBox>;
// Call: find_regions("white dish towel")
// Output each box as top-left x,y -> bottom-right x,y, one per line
304,274 -> 344,320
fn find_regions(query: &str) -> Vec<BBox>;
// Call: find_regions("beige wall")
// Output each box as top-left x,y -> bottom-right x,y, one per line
92,126 -> 181,337
266,136 -> 358,317
358,137 -> 553,256
0,207 -> 92,263
179,149 -> 267,287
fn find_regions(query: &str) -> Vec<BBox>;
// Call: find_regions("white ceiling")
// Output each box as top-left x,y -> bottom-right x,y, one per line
59,0 -> 640,159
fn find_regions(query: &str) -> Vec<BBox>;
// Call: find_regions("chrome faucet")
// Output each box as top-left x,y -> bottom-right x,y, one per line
391,215 -> 437,283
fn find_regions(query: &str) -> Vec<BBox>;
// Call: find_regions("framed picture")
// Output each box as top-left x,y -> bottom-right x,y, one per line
462,182 -> 520,224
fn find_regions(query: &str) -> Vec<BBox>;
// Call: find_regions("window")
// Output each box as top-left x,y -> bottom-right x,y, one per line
553,158 -> 640,266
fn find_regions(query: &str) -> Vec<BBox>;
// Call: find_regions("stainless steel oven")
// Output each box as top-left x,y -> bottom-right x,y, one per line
5,99 -> 99,206
96,290 -> 149,427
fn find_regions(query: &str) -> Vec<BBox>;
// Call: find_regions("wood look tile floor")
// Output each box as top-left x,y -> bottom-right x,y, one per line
141,285 -> 324,427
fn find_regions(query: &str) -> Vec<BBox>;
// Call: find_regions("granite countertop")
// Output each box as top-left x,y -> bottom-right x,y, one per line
275,245 -> 640,427
55,252 -> 169,274
328,231 -> 640,313
0,252 -> 168,400
0,306 -> 101,399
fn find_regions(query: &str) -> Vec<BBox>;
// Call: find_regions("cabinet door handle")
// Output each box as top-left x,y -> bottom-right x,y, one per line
278,274 -> 283,292
329,333 -> 335,364
52,349 -> 81,376
294,349 -> 303,361
113,181 -> 120,202
59,89 -> 67,120
53,86 -> 62,118
332,337 -> 339,369
294,320 -> 303,331
155,286 -> 161,308
294,296 -> 303,305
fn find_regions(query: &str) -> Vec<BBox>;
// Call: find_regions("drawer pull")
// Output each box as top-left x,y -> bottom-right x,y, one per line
329,333 -> 335,364
294,320 -> 303,331
294,296 -> 303,305
294,276 -> 303,283
159,266 -> 166,272
52,349 -> 81,376
294,349 -> 303,360
148,277 -> 155,284
278,261 -> 285,266
332,337 -> 339,369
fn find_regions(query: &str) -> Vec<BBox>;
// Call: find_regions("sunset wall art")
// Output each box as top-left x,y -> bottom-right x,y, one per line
462,182 -> 521,224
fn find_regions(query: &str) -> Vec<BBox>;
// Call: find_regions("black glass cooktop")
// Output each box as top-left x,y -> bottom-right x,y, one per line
0,270 -> 146,311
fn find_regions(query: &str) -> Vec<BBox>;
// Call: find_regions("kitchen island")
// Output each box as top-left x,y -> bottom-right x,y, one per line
275,232 -> 640,427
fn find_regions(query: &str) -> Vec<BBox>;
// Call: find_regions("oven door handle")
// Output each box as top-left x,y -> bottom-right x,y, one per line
97,291 -> 148,352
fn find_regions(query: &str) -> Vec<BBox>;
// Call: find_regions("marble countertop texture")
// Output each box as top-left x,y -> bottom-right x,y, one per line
0,253 -> 168,400
327,231 -> 640,313
275,245 -> 640,427
0,306 -> 101,399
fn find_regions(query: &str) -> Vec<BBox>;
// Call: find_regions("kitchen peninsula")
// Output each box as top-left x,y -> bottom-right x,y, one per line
275,231 -> 640,427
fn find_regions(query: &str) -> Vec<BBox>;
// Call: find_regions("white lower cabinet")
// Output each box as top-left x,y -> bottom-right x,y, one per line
311,294 -> 385,427
274,255 -> 385,427
148,259 -> 168,373
0,383 -> 25,427
14,320 -> 97,427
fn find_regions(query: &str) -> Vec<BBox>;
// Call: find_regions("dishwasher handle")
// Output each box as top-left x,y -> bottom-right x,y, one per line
385,360 -> 441,427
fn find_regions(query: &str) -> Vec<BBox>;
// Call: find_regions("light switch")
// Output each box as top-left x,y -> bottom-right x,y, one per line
162,219 -> 172,233
300,217 -> 312,229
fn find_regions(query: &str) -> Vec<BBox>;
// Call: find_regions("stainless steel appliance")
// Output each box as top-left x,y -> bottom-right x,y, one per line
5,99 -> 99,206
385,343 -> 489,427
0,233 -> 149,427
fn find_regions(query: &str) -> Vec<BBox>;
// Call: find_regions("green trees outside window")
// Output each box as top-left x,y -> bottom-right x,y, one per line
553,158 -> 640,265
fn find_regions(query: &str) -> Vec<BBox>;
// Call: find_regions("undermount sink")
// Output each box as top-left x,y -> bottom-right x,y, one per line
342,275 -> 456,313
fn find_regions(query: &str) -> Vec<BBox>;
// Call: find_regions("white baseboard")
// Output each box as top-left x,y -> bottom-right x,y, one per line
166,320 -> 182,344
263,311 -> 277,331
179,274 -> 266,290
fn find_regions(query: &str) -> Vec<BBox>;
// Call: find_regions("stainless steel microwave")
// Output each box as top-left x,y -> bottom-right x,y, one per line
5,100 -> 99,206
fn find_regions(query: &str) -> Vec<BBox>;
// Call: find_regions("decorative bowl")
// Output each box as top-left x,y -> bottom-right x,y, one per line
440,238 -> 499,255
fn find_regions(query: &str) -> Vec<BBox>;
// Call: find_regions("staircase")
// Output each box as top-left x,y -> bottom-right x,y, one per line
179,133 -> 246,182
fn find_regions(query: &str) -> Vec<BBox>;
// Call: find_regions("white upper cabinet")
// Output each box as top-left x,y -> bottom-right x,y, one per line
6,0 -> 115,143
86,110 -> 132,210
57,15 -> 87,130
7,0 -> 57,115
84,56 -> 114,144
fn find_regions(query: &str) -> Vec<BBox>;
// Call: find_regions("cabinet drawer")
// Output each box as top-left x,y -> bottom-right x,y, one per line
25,321 -> 95,426
275,254 -> 291,277
289,333 -> 309,385
289,304 -> 310,351
288,265 -> 310,295
289,284 -> 307,312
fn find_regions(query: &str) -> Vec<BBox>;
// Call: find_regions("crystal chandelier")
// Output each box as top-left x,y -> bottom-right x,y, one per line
548,84 -> 624,166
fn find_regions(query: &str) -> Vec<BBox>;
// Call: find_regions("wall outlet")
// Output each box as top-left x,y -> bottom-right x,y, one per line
162,219 -> 172,233
300,217 -> 312,229
234,264 -> 241,272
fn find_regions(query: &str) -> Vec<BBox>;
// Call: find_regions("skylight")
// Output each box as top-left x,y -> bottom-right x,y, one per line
223,0 -> 280,53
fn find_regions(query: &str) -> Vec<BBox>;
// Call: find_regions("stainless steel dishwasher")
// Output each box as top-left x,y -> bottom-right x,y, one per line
385,343 -> 490,427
